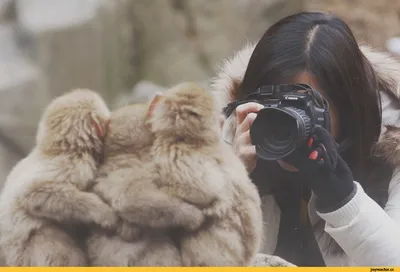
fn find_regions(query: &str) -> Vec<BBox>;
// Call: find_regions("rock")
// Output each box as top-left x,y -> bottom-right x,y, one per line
0,144 -> 20,190
0,249 -> 4,266
15,0 -> 107,99
113,80 -> 211,108
131,0 -> 302,87
112,80 -> 166,108
96,0 -> 139,95
132,81 -> 167,103
251,253 -> 297,267
0,22 -> 44,154
0,0 -> 14,21
0,140 -> 21,190
14,0 -> 137,102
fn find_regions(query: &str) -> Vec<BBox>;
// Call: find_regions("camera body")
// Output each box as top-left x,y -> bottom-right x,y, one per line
222,84 -> 330,160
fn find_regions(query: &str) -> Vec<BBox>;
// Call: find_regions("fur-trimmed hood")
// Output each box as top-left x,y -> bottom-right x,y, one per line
210,43 -> 400,165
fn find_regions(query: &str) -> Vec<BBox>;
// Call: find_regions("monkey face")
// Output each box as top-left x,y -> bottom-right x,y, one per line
148,82 -> 217,137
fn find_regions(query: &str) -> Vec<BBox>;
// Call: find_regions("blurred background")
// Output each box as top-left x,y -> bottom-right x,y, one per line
0,0 -> 399,186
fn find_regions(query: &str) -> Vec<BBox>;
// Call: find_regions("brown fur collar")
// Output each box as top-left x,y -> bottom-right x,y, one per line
210,43 -> 400,166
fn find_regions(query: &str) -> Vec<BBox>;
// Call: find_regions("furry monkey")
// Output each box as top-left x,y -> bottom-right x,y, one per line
146,82 -> 263,266
0,89 -> 118,266
86,102 -> 206,266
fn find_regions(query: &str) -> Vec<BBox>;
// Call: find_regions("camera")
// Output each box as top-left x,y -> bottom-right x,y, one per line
222,84 -> 330,161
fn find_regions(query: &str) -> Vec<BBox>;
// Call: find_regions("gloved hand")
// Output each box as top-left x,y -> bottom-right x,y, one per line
288,126 -> 356,212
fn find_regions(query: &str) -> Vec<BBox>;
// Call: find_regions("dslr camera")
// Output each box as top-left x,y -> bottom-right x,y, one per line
222,84 -> 330,161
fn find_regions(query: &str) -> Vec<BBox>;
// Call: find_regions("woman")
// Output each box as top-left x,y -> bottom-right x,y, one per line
211,11 -> 400,266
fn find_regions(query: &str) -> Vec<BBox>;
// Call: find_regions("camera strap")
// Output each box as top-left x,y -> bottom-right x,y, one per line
222,99 -> 260,118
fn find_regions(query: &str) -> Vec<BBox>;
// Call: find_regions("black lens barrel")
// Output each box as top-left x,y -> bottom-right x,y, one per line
250,106 -> 311,160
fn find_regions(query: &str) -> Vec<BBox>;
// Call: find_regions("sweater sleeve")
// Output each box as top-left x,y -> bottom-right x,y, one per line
383,168 -> 400,225
316,177 -> 400,266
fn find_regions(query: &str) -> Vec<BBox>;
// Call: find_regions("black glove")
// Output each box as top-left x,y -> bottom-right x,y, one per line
284,126 -> 356,213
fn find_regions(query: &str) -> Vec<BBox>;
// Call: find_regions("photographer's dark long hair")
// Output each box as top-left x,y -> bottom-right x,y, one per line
240,11 -> 394,265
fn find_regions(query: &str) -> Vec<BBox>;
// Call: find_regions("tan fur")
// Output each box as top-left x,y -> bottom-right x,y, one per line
0,89 -> 118,266
147,82 -> 263,266
359,44 -> 400,98
373,125 -> 400,166
86,103 -> 206,266
359,45 -> 400,165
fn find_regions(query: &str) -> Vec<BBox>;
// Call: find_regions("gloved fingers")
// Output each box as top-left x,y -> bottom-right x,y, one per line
312,126 -> 339,168
307,134 -> 321,150
311,144 -> 335,170
294,127 -> 336,172
306,135 -> 326,163
313,126 -> 336,153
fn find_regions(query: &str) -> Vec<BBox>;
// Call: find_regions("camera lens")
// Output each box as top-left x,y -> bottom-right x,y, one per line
249,107 -> 311,160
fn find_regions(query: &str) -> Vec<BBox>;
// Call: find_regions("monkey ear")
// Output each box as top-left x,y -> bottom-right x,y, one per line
91,115 -> 105,138
147,92 -> 164,118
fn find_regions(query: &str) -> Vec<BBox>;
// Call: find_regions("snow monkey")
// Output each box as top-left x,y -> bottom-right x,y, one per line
146,82 -> 263,266
86,101 -> 206,266
0,89 -> 118,266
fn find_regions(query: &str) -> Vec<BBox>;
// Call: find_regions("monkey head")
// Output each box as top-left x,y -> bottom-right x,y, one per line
104,103 -> 154,156
36,89 -> 110,158
146,82 -> 220,141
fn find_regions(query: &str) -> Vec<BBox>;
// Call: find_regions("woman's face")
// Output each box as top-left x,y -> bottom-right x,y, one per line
277,71 -> 340,172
